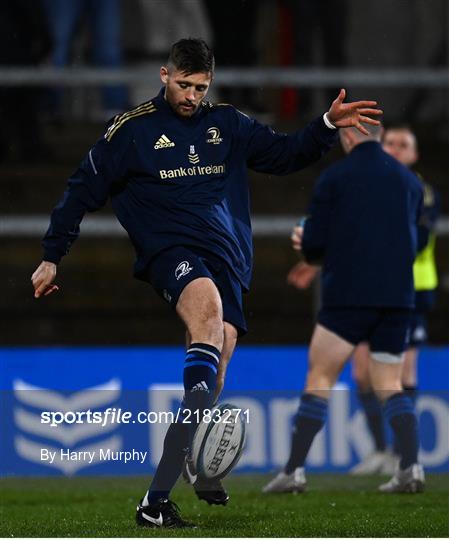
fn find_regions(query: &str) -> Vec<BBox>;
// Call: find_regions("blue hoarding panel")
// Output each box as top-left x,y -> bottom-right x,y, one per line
1,346 -> 448,475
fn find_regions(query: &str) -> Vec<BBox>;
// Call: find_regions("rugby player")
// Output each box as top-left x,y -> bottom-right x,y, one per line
31,38 -> 381,527
350,126 -> 440,476
263,124 -> 425,495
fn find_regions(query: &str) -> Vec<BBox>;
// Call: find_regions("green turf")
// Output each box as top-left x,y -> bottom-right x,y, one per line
0,474 -> 448,537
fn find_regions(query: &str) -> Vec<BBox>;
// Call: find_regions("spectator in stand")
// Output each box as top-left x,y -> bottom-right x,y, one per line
41,0 -> 129,118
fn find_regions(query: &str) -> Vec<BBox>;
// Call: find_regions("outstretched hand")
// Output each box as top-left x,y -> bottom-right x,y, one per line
327,88 -> 383,135
31,261 -> 59,298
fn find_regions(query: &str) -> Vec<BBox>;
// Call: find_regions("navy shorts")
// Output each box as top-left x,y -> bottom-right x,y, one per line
318,306 -> 412,355
408,290 -> 436,347
144,246 -> 247,336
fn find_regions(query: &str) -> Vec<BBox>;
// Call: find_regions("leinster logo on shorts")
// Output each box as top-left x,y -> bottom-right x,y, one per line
206,127 -> 223,144
175,261 -> 193,281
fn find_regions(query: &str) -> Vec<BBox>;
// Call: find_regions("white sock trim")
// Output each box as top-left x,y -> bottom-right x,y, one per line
187,347 -> 220,364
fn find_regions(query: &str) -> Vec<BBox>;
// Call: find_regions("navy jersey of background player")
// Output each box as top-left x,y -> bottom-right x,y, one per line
42,88 -> 337,289
302,140 -> 423,307
416,178 -> 440,251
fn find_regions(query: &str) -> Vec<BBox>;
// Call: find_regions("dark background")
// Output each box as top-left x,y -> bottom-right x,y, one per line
1,0 -> 448,345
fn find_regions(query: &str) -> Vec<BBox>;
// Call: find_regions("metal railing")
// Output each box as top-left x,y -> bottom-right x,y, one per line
1,215 -> 448,238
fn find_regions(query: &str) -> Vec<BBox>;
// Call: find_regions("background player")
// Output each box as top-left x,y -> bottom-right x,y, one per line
350,126 -> 440,475
263,124 -> 425,495
286,126 -> 440,476
31,38 -> 381,527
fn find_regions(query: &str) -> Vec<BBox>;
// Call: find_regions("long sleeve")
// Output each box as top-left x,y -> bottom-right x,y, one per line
235,110 -> 337,175
417,184 -> 440,253
42,122 -> 133,263
301,171 -> 333,264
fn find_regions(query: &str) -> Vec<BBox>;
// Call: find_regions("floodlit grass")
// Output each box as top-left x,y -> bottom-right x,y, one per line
0,473 -> 448,537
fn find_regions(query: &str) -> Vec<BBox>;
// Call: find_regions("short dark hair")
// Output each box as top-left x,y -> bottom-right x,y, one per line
167,38 -> 215,75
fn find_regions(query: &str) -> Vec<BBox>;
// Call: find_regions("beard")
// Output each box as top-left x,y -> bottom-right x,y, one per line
175,101 -> 198,117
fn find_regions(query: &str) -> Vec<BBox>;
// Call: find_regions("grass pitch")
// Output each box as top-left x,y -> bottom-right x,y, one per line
1,474 -> 448,537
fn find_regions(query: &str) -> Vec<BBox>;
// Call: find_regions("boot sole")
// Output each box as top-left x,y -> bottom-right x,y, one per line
197,493 -> 229,506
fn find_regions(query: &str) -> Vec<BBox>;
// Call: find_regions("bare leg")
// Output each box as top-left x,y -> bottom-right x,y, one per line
352,342 -> 372,391
176,277 -> 224,350
369,357 -> 403,402
402,347 -> 418,388
305,324 -> 355,399
283,324 -> 354,474
215,322 -> 238,401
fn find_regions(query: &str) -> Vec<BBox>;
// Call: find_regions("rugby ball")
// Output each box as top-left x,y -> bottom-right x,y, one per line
191,402 -> 246,480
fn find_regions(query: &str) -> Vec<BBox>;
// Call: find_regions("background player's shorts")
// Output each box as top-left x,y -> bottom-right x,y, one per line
144,246 -> 247,336
408,290 -> 436,347
318,306 -> 412,357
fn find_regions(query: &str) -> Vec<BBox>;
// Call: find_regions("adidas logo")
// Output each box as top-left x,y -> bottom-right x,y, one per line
191,381 -> 209,393
154,134 -> 175,149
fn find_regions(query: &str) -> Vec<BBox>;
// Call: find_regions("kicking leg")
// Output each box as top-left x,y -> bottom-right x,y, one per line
185,322 -> 238,505
177,277 -> 224,448
139,278 -> 224,520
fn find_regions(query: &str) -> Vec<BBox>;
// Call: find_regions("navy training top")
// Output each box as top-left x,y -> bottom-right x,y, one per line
302,141 -> 423,308
415,175 -> 440,251
42,88 -> 337,290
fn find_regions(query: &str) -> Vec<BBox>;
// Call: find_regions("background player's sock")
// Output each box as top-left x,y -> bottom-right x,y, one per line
183,342 -> 220,449
358,390 -> 386,451
393,386 -> 418,455
384,392 -> 419,469
285,393 -> 328,474
145,419 -> 189,505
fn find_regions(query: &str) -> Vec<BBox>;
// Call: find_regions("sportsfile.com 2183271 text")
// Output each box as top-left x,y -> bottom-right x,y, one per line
40,407 -> 250,428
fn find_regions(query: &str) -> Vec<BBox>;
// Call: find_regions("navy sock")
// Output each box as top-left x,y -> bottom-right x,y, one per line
393,387 -> 418,455
384,392 -> 419,469
145,343 -> 219,505
358,391 -> 386,451
285,393 -> 328,474
146,419 -> 189,504
183,343 -> 220,449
